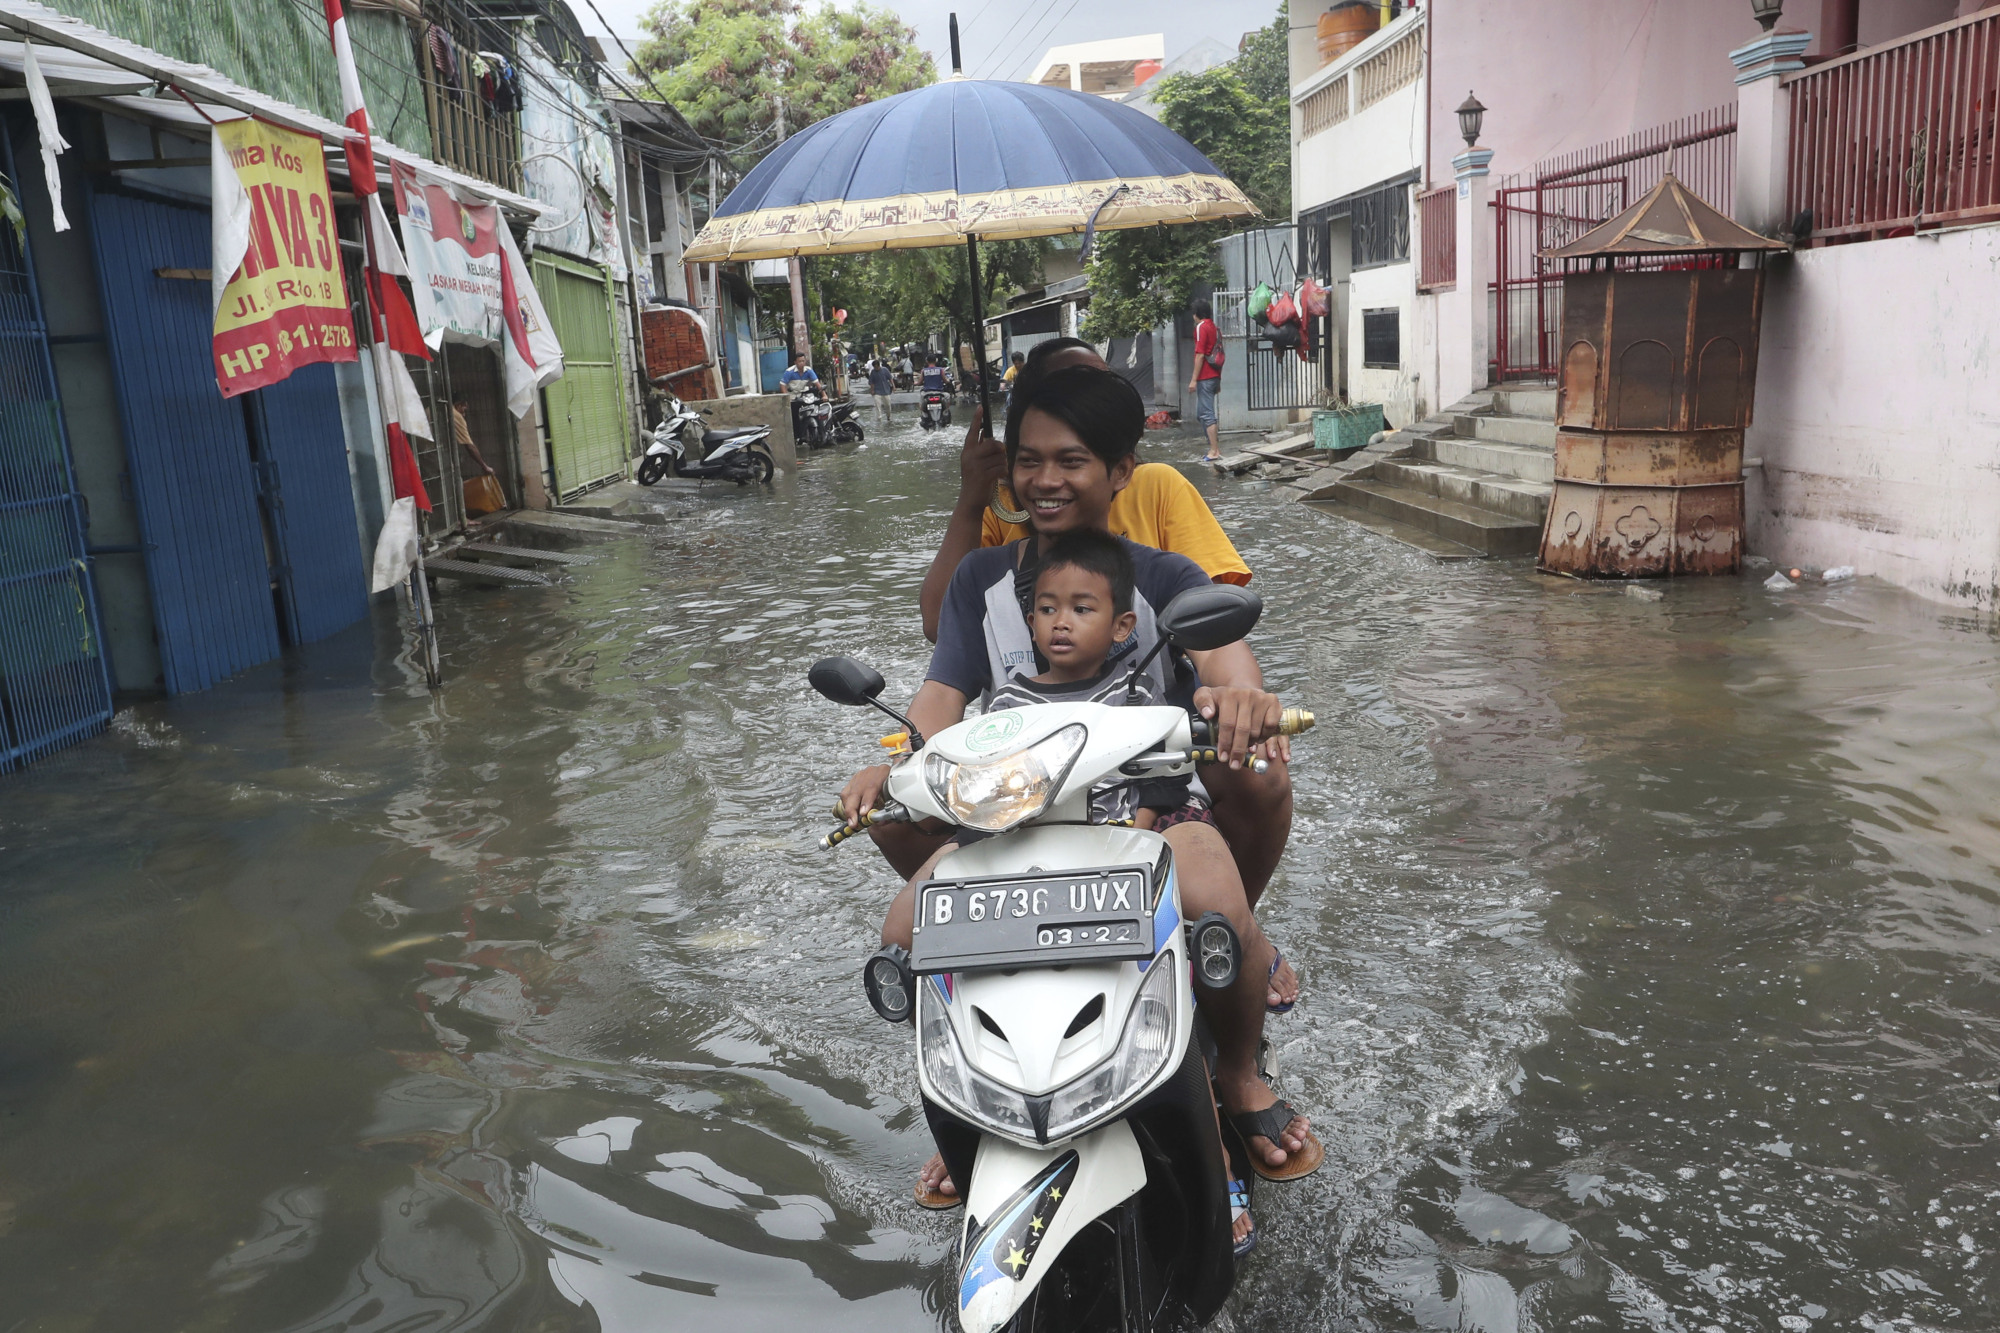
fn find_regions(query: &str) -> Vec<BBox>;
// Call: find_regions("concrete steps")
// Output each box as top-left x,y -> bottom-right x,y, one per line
1302,498 -> 1485,561
1374,458 -> 1552,524
1423,436 -> 1556,484
1327,477 -> 1543,555
1453,412 -> 1558,449
1299,387 -> 1557,560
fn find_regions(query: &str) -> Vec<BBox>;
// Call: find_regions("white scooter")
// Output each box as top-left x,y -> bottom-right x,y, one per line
638,396 -> 775,486
812,585 -> 1313,1333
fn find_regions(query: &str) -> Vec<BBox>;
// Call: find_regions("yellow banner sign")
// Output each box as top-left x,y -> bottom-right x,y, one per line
213,118 -> 356,396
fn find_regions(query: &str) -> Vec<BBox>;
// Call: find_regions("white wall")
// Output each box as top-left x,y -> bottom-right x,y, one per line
1428,0 -> 1754,186
1294,13 -> 1424,212
1748,224 -> 2000,609
1348,261 -> 1421,426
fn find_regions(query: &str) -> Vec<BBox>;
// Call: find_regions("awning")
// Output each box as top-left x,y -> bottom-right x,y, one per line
0,0 -> 546,218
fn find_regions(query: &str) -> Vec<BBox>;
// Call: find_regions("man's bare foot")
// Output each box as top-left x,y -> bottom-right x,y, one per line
918,1152 -> 957,1200
1269,953 -> 1299,1010
1219,1075 -> 1310,1173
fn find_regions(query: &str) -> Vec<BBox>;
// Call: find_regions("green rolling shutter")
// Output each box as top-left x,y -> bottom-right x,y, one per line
531,255 -> 628,499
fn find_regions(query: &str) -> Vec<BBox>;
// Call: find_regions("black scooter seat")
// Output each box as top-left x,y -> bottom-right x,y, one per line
702,427 -> 765,447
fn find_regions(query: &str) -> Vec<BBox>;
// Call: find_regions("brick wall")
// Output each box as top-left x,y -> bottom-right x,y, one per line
642,306 -> 719,401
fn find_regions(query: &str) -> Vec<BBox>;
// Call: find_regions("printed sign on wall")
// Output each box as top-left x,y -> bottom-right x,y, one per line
211,119 -> 356,396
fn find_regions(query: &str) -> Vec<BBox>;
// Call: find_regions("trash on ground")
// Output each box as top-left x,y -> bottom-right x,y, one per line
1744,555 -> 1772,568
1823,565 -> 1855,582
1764,572 -> 1796,590
1625,584 -> 1665,602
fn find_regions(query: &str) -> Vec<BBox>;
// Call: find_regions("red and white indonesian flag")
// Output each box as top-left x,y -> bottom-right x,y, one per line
392,160 -> 563,417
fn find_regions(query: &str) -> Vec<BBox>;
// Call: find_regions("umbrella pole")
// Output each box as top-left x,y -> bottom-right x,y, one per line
964,232 -> 993,433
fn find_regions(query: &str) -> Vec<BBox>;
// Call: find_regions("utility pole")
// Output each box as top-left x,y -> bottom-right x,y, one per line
705,153 -> 723,393
776,95 -> 811,365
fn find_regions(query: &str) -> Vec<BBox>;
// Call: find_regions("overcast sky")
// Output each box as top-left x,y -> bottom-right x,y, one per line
575,0 -> 1281,84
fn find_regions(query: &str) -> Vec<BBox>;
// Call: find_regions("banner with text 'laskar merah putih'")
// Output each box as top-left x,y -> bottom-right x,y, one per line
391,159 -> 563,417
209,119 -> 357,397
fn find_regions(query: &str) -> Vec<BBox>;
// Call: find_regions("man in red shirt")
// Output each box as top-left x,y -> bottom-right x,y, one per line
1188,297 -> 1223,463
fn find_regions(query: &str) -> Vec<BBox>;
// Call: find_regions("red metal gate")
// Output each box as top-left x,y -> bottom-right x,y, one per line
1491,105 -> 1738,381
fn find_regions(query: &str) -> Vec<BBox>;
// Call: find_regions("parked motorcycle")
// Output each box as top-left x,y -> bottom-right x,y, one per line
920,389 -> 953,432
792,385 -> 863,448
638,397 -> 774,485
826,390 -> 865,443
812,584 -> 1315,1333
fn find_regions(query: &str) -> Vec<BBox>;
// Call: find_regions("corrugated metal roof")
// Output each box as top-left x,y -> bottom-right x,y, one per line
38,0 -> 430,156
0,0 -> 544,215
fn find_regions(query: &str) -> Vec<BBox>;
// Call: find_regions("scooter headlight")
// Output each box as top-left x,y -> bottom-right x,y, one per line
924,725 -> 1087,832
919,986 -> 1036,1138
1044,957 -> 1178,1141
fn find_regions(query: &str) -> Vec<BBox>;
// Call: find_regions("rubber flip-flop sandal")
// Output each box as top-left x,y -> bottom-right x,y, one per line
1267,948 -> 1296,1015
1229,1098 -> 1325,1184
914,1179 -> 964,1210
1228,1178 -> 1256,1258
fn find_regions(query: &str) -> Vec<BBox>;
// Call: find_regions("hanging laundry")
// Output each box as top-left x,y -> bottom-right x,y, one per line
493,61 -> 518,114
426,24 -> 460,101
22,41 -> 69,232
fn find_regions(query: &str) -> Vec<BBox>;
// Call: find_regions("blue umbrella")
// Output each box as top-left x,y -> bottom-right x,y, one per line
681,70 -> 1257,261
682,17 -> 1255,518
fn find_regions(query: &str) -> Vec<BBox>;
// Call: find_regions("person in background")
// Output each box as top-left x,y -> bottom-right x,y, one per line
867,357 -> 895,422
898,350 -> 915,390
919,355 -> 951,395
779,352 -> 820,395
1190,297 -> 1224,465
452,392 -> 495,479
1001,350 -> 1025,409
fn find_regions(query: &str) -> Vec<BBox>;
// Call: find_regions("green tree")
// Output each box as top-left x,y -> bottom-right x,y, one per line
1083,5 -> 1289,341
780,242 -> 1048,367
633,0 -> 935,159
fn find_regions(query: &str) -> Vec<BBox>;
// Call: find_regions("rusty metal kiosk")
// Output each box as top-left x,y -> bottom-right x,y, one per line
1537,175 -> 1786,578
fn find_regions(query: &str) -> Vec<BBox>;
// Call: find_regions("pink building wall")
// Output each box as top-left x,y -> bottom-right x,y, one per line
1424,0 -> 1757,184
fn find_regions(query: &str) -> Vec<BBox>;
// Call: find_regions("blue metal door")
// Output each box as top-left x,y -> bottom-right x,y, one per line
245,364 -> 368,646
0,141 -> 112,770
89,190 -> 280,695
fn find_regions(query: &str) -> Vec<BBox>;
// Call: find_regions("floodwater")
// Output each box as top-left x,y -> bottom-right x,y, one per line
2,411 -> 1996,1333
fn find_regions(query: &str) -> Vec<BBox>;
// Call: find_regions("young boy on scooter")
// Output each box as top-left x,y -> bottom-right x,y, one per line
954,527 -> 1192,835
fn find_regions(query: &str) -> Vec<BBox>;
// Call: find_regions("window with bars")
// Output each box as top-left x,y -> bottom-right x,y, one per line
1363,308 -> 1401,368
1297,175 -> 1414,279
1352,182 -> 1410,270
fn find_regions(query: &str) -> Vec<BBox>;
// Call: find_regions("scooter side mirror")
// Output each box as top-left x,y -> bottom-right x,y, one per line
809,656 -> 887,706
1157,584 -> 1263,652
809,657 -> 926,749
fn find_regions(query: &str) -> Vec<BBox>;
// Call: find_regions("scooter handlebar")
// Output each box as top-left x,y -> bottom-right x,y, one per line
1187,707 -> 1315,747
820,802 -> 910,849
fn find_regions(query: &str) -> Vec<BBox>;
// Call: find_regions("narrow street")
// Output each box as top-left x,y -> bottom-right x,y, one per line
2,422 -> 1994,1331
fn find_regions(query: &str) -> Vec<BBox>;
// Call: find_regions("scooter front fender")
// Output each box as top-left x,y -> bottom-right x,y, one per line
957,1121 -> 1145,1333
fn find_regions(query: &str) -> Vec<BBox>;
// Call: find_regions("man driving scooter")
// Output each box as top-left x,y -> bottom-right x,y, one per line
900,338 -> 1299,1010
838,366 -> 1321,1249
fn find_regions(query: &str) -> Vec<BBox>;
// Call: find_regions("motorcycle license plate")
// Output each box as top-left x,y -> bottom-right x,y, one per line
910,866 -> 1153,973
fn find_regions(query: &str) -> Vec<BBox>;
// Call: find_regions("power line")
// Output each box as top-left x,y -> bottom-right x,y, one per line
986,0 -> 1080,83
1008,0 -> 1089,81
974,0 -> 1059,80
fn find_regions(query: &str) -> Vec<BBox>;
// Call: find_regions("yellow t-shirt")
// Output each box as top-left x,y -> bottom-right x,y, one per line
981,462 -> 1252,585
1002,364 -> 1019,385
